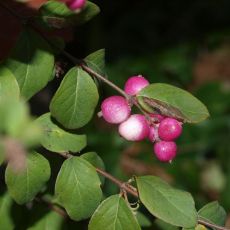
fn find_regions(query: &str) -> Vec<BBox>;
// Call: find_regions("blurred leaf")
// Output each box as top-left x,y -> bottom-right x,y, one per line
5,151 -> 51,204
28,208 -> 64,230
195,83 -> 230,116
137,83 -> 209,123
80,152 -> 105,184
85,49 -> 106,76
135,176 -> 197,228
0,65 -> 19,102
198,201 -> 226,227
155,45 -> 193,85
6,28 -> 54,100
201,162 -> 226,193
50,67 -> 99,129
0,142 -> 4,166
183,224 -> 207,230
0,100 -> 42,147
39,0 -> 100,28
136,211 -> 152,227
88,195 -> 141,230
0,192 -> 14,229
55,157 -> 102,221
36,113 -> 87,153
155,219 -> 179,230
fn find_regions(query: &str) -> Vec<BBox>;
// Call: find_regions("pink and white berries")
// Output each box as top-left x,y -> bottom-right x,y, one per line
101,96 -> 131,124
158,118 -> 182,141
124,75 -> 149,95
100,75 -> 184,163
154,141 -> 177,162
64,0 -> 86,10
119,114 -> 149,141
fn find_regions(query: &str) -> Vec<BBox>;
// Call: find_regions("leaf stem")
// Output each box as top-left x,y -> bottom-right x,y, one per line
57,151 -> 138,197
198,218 -> 229,230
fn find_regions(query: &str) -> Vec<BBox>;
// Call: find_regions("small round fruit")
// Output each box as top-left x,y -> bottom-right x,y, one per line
150,113 -> 165,123
101,96 -> 131,124
119,114 -> 149,141
154,141 -> 177,162
148,125 -> 158,142
158,118 -> 182,141
65,0 -> 86,10
124,75 -> 149,95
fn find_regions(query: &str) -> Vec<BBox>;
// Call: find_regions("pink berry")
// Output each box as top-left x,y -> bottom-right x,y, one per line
65,0 -> 86,10
118,114 -> 149,141
101,96 -> 131,124
154,141 -> 177,162
158,118 -> 182,141
148,125 -> 158,142
150,113 -> 165,123
124,75 -> 149,95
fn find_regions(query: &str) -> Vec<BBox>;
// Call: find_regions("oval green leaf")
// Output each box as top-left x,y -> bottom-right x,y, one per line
80,152 -> 105,184
0,192 -> 14,229
85,49 -> 106,77
55,157 -> 102,221
137,83 -> 209,123
28,208 -> 64,230
5,151 -> 51,204
135,176 -> 197,228
50,67 -> 99,129
198,201 -> 226,227
6,29 -> 54,100
36,113 -> 87,153
89,195 -> 141,230
0,66 -> 19,103
39,0 -> 100,28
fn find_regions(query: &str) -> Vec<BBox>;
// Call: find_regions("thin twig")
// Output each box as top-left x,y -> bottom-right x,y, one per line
96,167 -> 138,197
35,197 -> 67,218
56,151 -> 138,198
198,218 -> 229,230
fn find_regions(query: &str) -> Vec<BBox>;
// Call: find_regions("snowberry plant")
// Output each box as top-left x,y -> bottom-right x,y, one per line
0,1 -> 227,230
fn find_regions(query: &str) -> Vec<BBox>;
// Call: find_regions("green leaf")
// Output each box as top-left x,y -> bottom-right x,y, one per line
85,49 -> 106,77
0,100 -> 42,147
36,113 -> 87,153
135,176 -> 197,228
136,212 -> 152,227
0,141 -> 5,166
55,157 -> 102,221
155,219 -> 179,230
39,0 -> 100,28
28,208 -> 64,230
0,192 -> 14,229
50,67 -> 99,129
5,152 -> 51,204
88,195 -> 141,230
80,152 -> 105,184
0,66 -> 19,103
198,201 -> 226,227
183,224 -> 207,230
6,29 -> 54,100
137,83 -> 209,123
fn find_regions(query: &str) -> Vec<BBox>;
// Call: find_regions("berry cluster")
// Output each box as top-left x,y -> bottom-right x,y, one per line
101,76 -> 183,163
62,0 -> 86,11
